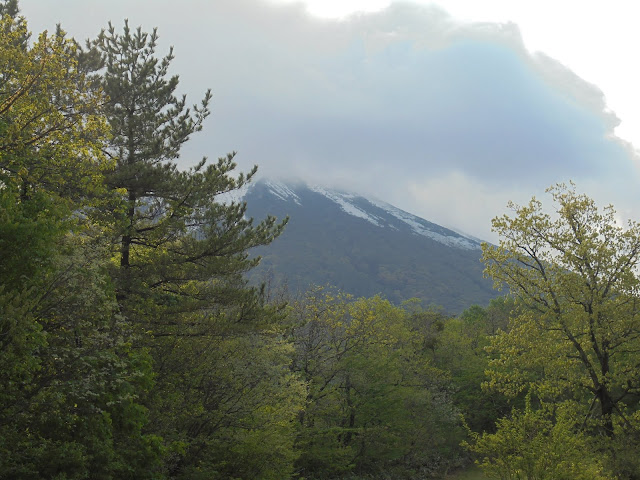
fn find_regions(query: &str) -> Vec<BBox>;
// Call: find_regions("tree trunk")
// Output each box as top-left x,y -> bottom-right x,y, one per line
117,188 -> 136,304
598,386 -> 615,437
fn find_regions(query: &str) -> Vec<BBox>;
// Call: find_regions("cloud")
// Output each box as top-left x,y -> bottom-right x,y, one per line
22,0 -> 640,240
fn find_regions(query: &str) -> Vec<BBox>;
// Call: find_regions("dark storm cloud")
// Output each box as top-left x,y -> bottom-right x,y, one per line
22,0 -> 640,238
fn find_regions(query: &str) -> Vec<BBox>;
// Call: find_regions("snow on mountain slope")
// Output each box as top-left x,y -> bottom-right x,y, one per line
257,179 -> 481,250
310,186 -> 384,227
366,198 -> 479,250
263,179 -> 302,205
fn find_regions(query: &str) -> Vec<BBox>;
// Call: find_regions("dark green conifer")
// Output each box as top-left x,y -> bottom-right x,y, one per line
93,22 -> 298,478
94,21 -> 285,325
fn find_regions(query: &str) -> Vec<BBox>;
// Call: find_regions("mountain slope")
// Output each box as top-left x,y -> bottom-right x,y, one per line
245,179 -> 496,313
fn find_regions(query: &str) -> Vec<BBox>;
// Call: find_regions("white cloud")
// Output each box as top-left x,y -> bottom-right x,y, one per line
405,170 -> 524,241
20,0 -> 640,239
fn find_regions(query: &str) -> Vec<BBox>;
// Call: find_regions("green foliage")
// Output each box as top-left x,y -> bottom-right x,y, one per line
465,396 -> 611,480
0,186 -> 66,292
90,19 -> 298,478
0,244 -> 158,478
0,3 -> 299,477
0,4 -> 161,477
291,287 -> 464,478
93,20 -> 286,325
0,5 -> 157,478
0,7 -> 109,203
148,325 -> 305,479
6,3 -> 606,479
435,298 -> 515,433
482,184 -> 640,477
0,226 -> 163,479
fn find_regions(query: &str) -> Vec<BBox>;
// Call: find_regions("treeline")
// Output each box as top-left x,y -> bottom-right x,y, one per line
0,1 -> 295,477
2,1 -> 640,479
285,288 -> 514,478
0,2 -> 485,477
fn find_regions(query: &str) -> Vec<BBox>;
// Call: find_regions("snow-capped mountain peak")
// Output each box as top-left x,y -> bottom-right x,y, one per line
254,179 -> 480,250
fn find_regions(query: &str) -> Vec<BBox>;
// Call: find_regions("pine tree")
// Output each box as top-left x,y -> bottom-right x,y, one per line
94,21 -> 285,326
94,22 -> 299,477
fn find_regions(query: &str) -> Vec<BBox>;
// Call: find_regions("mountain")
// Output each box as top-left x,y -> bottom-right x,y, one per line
244,179 -> 497,313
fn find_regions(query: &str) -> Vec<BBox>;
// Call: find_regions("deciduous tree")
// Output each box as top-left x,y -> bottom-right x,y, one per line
482,184 -> 640,475
291,287 -> 462,478
0,4 -> 161,477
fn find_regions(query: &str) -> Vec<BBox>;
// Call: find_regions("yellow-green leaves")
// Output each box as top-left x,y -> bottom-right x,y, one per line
465,397 -> 612,480
290,287 -> 462,477
0,13 -> 109,202
481,183 -> 640,475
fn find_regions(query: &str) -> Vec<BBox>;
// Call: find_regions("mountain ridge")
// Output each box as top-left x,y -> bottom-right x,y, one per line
244,179 -> 496,313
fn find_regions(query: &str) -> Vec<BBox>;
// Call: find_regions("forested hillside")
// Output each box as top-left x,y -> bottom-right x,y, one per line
245,179 -> 495,313
2,1 -> 640,479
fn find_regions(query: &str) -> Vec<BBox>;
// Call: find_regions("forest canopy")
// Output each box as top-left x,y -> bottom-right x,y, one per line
1,1 -> 640,479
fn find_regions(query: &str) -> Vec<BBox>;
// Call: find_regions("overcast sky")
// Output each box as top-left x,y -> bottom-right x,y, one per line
21,0 -> 640,241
